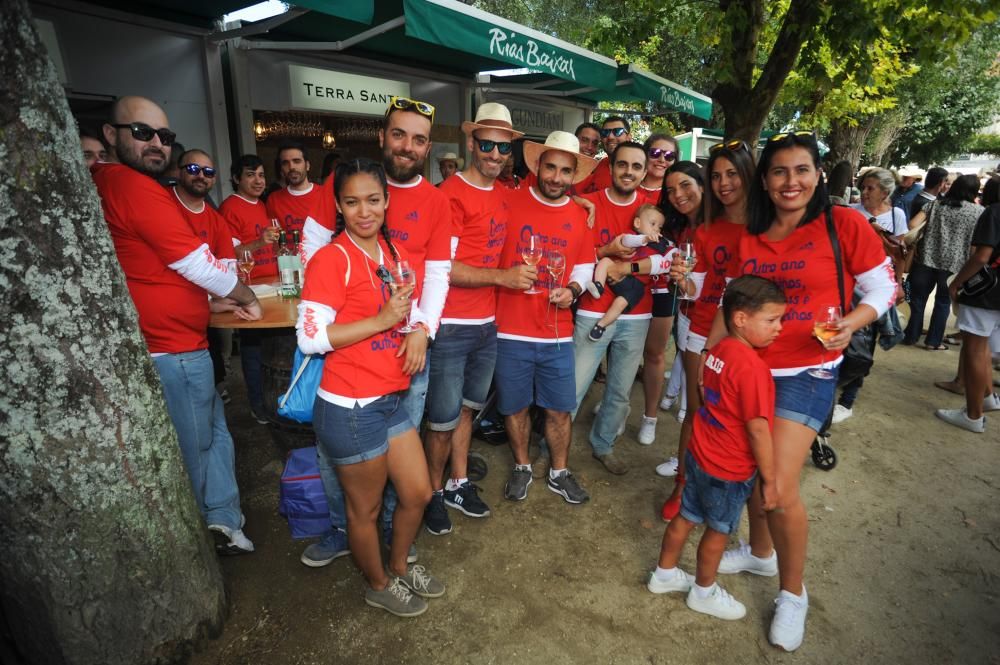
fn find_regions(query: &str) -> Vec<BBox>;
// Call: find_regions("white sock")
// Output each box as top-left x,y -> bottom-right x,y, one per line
549,468 -> 568,479
432,489 -> 444,496
642,415 -> 657,425
514,463 -> 531,472
445,477 -> 468,491
693,582 -> 715,599
653,566 -> 677,581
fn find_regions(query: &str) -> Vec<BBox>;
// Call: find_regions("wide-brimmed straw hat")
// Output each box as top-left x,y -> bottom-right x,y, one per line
522,131 -> 599,185
461,102 -> 524,138
437,152 -> 464,169
897,165 -> 925,180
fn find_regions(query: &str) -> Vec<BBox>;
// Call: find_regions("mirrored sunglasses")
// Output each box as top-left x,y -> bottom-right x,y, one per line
768,130 -> 816,143
475,139 -> 513,155
648,148 -> 677,161
600,127 -> 628,138
387,96 -> 436,123
709,139 -> 750,154
111,122 -> 176,146
182,164 -> 216,177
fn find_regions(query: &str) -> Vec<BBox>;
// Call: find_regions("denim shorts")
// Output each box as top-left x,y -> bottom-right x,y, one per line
313,394 -> 414,466
679,451 -> 755,535
495,338 -> 576,415
426,322 -> 497,431
773,367 -> 838,432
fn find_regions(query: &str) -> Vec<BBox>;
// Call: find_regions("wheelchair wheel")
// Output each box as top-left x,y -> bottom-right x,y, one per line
811,436 -> 837,471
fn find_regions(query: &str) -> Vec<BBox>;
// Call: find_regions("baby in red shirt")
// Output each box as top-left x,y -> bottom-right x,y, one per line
646,275 -> 785,621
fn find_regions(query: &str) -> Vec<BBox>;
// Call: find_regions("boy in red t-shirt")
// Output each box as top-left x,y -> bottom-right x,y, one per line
647,275 -> 784,621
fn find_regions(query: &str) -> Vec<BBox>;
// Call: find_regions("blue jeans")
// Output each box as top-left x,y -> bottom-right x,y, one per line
572,315 -> 650,456
426,323 -> 497,430
315,362 -> 429,533
679,451 -> 755,535
839,376 -> 864,409
904,262 -> 952,347
152,350 -> 242,530
239,330 -> 264,412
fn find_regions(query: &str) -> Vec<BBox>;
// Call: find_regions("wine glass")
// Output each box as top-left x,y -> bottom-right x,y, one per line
808,304 -> 843,379
237,249 -> 254,284
390,260 -> 418,333
677,242 -> 697,300
522,234 -> 544,294
547,251 -> 566,292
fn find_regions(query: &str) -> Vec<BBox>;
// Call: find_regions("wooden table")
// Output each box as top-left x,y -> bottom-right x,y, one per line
209,281 -> 299,329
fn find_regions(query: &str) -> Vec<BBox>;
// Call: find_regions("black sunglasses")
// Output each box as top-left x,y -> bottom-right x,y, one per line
768,130 -> 816,143
375,265 -> 393,286
648,148 -> 677,161
111,122 -> 177,146
709,139 -> 750,154
475,138 -> 513,155
600,127 -> 628,138
182,164 -> 216,178
386,96 -> 436,123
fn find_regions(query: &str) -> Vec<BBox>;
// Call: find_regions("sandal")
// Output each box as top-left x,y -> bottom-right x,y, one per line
924,344 -> 948,351
943,334 -> 962,345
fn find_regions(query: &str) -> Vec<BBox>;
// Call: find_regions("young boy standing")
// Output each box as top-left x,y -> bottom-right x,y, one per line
646,275 -> 784,620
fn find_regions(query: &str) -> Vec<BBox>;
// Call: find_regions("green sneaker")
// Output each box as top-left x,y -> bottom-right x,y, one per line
365,578 -> 428,617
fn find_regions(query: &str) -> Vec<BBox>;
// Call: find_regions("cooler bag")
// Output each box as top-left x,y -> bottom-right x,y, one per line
278,446 -> 331,539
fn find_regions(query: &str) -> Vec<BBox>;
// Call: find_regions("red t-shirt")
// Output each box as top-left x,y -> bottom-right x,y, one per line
689,220 -> 745,336
265,183 -> 331,235
385,176 -> 452,286
575,189 -> 652,319
438,173 -> 510,324
496,187 -> 593,341
92,162 -> 212,354
573,157 -> 612,196
731,206 -> 887,370
637,184 -> 662,206
690,336 -> 774,481
301,235 -> 418,399
174,191 -> 236,261
220,194 -> 276,278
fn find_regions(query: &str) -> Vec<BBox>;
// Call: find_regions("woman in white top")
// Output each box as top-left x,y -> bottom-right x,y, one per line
851,168 -> 907,239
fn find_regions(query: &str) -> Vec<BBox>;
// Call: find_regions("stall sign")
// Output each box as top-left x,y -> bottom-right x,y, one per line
289,65 -> 411,116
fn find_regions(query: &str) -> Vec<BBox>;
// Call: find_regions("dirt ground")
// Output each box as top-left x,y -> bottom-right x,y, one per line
191,311 -> 1000,665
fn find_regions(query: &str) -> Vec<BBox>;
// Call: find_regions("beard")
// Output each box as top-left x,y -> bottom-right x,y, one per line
179,178 -> 210,199
382,145 -> 424,182
117,142 -> 168,178
538,178 -> 569,200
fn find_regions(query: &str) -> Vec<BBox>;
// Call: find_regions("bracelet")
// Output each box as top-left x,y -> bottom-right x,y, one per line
411,321 -> 431,338
568,283 -> 582,301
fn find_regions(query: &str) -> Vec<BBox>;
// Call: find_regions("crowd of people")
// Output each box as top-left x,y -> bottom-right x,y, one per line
85,92 -> 1000,650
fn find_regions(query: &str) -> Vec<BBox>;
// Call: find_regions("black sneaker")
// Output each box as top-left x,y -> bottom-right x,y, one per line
423,492 -> 453,536
443,481 -> 491,518
589,323 -> 606,342
547,471 -> 590,504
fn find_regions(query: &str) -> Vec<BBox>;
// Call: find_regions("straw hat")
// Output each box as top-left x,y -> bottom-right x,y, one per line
522,131 -> 599,185
897,165 -> 925,180
437,152 -> 464,169
461,102 -> 524,138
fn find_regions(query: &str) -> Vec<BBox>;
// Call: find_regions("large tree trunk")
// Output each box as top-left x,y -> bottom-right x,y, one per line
825,117 -> 875,172
0,2 -> 226,663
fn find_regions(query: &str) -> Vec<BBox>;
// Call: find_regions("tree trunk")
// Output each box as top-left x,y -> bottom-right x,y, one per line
0,2 -> 226,663
825,118 -> 875,172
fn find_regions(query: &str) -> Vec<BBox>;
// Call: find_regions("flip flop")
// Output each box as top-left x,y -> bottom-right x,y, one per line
934,380 -> 964,395
924,344 -> 948,351
943,335 -> 962,345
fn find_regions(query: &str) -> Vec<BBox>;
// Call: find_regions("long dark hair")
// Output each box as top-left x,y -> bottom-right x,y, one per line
942,174 -> 980,207
982,175 -> 1000,207
658,161 -> 704,242
747,133 -> 829,235
331,158 -> 400,262
704,144 -> 756,225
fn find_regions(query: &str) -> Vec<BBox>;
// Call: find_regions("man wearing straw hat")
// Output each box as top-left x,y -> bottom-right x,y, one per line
423,103 -> 531,535
436,151 -> 463,184
495,130 -> 599,504
892,166 -> 925,223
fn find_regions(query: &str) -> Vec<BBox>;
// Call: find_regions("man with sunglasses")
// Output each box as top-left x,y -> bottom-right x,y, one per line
575,116 -> 631,196
573,141 -> 652,474
94,96 -> 261,556
422,103 -> 529,535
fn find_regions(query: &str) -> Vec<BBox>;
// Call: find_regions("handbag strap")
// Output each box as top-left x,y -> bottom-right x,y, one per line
823,206 -> 847,314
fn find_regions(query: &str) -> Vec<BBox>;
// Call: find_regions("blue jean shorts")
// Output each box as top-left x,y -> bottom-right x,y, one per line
679,452 -> 755,535
773,367 -> 838,432
313,394 -> 414,466
426,322 -> 497,431
495,338 -> 576,415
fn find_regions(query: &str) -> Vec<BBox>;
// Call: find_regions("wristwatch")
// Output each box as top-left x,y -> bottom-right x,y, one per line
631,262 -> 641,274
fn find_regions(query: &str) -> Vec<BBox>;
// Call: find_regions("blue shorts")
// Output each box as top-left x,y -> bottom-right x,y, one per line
495,338 -> 576,415
313,394 -> 413,466
679,452 -> 755,535
773,367 -> 838,432
425,323 -> 497,431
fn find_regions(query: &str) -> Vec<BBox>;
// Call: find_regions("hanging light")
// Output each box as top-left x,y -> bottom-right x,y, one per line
253,120 -> 266,141
322,130 -> 337,150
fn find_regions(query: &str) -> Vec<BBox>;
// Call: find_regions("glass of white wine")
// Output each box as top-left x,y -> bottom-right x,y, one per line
677,242 -> 697,301
390,260 -> 418,333
237,249 -> 254,284
808,304 -> 843,379
522,234 -> 544,294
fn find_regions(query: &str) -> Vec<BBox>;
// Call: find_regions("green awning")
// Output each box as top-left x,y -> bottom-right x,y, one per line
79,0 -> 259,29
622,65 -> 713,121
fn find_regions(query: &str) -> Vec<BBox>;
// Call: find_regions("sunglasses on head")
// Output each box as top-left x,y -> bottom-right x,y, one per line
709,139 -> 750,154
386,96 -> 436,123
111,122 -> 177,146
648,148 -> 676,161
375,265 -> 393,286
600,127 -> 628,138
182,163 -> 216,178
767,130 -> 816,144
475,138 -> 513,155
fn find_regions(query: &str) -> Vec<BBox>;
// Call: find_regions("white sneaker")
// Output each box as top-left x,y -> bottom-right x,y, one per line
655,457 -> 679,477
646,567 -> 694,594
686,583 -> 746,620
659,394 -> 677,411
208,524 -> 255,555
935,407 -> 985,433
769,587 -> 809,651
676,408 -> 687,424
983,393 -> 1000,413
638,416 -> 657,445
717,541 -> 778,576
831,404 -> 853,424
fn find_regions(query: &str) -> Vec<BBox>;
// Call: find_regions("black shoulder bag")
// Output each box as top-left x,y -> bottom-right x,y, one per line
824,208 -> 877,384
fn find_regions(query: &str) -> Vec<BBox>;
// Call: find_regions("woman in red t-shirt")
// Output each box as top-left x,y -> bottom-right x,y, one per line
637,133 -> 678,204
296,159 -> 442,618
704,132 -> 894,651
